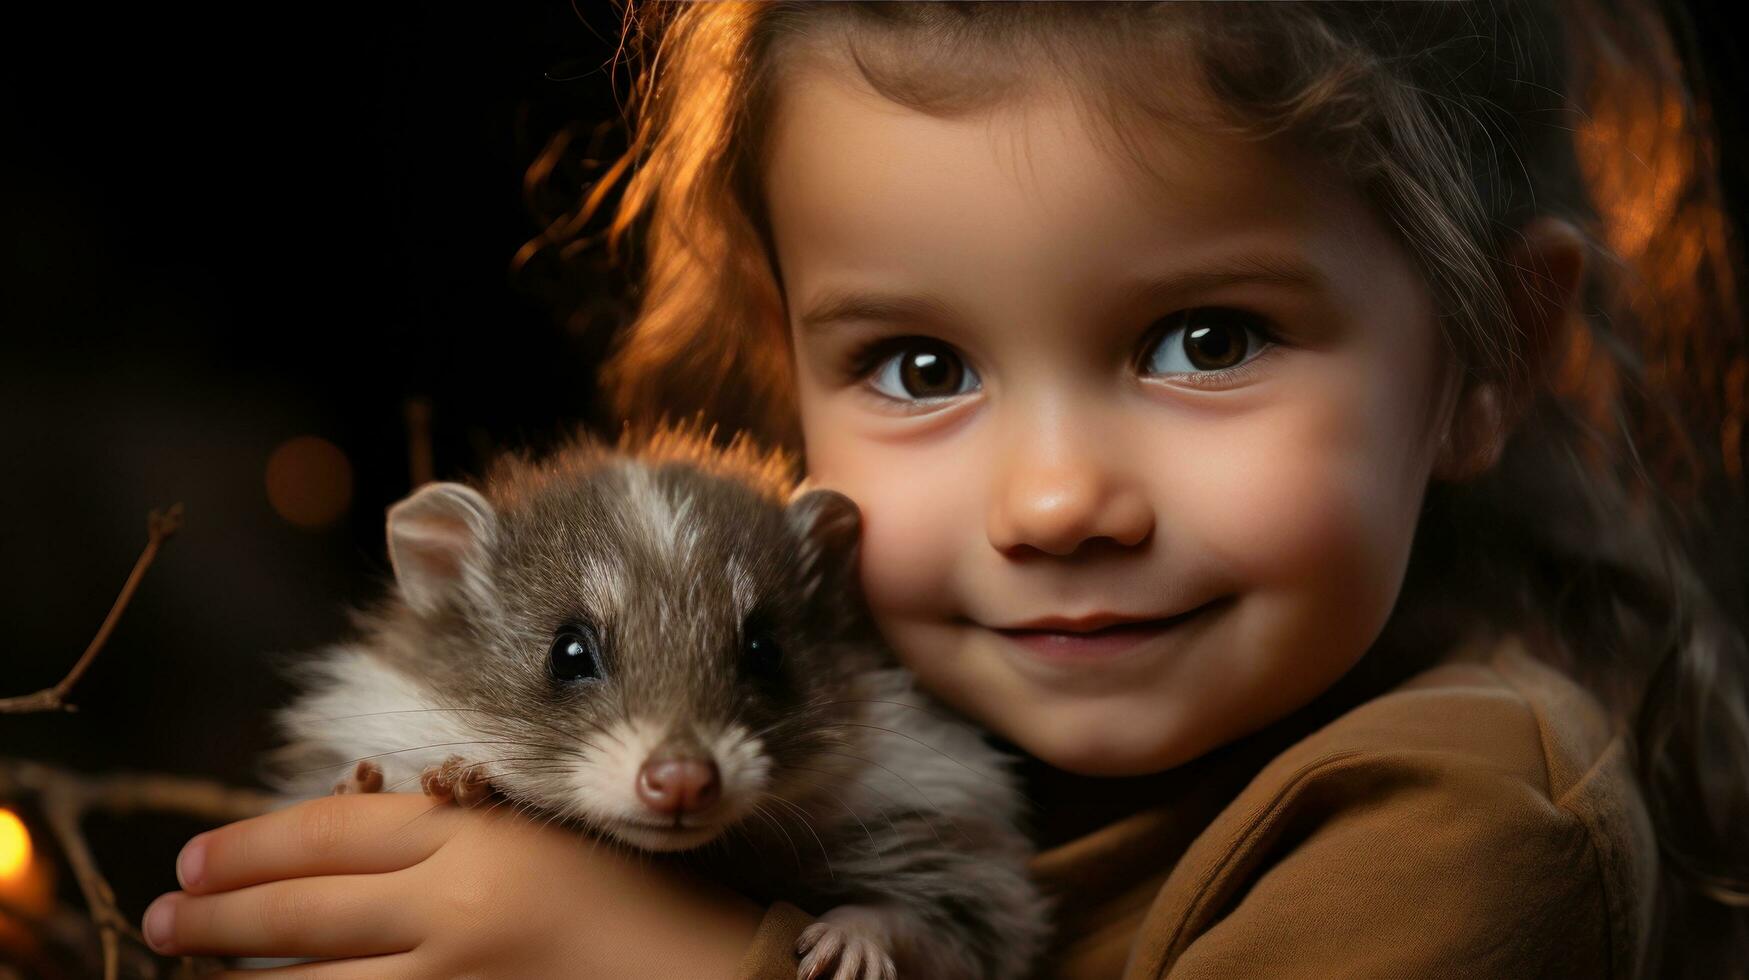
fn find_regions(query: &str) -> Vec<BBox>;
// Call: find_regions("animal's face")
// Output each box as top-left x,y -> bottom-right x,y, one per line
385,454 -> 875,851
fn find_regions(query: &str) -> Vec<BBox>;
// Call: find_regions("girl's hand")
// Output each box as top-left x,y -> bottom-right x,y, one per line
140,791 -> 764,979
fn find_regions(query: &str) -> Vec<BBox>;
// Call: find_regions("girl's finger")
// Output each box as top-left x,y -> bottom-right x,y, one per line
210,952 -> 422,980
179,791 -> 460,895
143,871 -> 423,959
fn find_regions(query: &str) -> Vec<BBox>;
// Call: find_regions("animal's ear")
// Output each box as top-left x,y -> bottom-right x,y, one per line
386,482 -> 497,616
785,487 -> 862,603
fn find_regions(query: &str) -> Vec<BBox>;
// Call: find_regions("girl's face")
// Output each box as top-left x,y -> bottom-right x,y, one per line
766,58 -> 1456,777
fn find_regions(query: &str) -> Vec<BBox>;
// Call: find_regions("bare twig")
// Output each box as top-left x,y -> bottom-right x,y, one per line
0,503 -> 215,978
405,397 -> 435,487
0,759 -> 278,980
41,789 -> 130,978
1,891 -> 219,979
0,759 -> 278,825
0,503 -> 183,714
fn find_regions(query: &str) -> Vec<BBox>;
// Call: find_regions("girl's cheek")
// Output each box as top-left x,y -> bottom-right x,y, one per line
800,421 -> 976,625
1188,408 -> 1407,588
1181,372 -> 1434,651
848,449 -> 975,622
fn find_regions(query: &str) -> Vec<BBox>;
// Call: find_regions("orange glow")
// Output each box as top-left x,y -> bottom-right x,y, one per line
266,435 -> 355,528
1571,8 -> 1747,490
0,809 -> 28,881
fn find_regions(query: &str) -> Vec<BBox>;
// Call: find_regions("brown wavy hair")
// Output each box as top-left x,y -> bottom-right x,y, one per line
516,2 -> 1749,974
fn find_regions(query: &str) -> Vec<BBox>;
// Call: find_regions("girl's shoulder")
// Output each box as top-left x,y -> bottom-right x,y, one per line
1044,631 -> 1661,979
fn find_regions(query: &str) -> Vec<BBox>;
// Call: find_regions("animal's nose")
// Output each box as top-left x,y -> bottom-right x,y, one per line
636,756 -> 721,815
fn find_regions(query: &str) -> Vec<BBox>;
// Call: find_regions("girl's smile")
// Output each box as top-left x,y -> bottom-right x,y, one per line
765,41 -> 1469,777
981,595 -> 1233,687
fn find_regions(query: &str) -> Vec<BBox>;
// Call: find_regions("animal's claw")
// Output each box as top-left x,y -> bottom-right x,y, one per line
332,759 -> 384,795
795,907 -> 897,980
419,754 -> 495,807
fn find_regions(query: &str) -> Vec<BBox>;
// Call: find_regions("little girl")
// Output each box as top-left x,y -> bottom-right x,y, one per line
142,2 -> 1748,977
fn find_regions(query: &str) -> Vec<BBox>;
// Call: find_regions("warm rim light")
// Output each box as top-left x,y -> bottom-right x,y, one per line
0,808 -> 31,880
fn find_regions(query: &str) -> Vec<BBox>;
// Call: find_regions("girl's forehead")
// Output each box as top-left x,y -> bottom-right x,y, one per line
765,52 -> 1235,210
762,56 -> 1396,333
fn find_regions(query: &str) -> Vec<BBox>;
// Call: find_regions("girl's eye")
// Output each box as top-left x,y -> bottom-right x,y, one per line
851,337 -> 982,403
1141,308 -> 1279,383
548,622 -> 605,683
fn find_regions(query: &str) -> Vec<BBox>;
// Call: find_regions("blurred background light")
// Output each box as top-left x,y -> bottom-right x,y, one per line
265,435 -> 354,528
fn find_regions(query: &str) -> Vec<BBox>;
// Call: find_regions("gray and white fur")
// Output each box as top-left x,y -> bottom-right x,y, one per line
261,425 -> 1051,980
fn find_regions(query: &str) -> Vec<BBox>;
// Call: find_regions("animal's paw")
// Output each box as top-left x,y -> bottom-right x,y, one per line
795,905 -> 898,980
418,755 -> 494,807
331,760 -> 383,795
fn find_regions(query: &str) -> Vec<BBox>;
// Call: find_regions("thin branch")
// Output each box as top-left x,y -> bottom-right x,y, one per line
0,758 -> 279,825
405,396 -> 435,487
0,891 -> 218,979
40,787 -> 132,980
0,757 -> 278,980
0,892 -> 118,977
0,503 -> 215,978
0,503 -> 183,714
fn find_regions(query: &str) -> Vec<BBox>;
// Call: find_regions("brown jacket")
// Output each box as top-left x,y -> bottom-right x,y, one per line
733,631 -> 1660,978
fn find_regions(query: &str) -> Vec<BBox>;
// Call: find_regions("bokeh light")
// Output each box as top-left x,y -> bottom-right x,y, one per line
0,808 -> 30,881
265,435 -> 355,528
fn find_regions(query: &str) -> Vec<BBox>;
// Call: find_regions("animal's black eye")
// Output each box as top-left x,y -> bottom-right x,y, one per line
548,623 -> 603,683
742,619 -> 783,681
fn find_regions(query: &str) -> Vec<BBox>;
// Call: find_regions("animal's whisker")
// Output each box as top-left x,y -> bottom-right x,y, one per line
762,792 -> 835,881
450,710 -> 616,755
833,722 -> 1013,789
287,739 -> 588,776
777,764 -> 881,851
818,697 -> 965,727
798,754 -> 948,851
748,692 -> 838,742
303,702 -> 595,749
420,752 -> 598,793
749,801 -> 805,874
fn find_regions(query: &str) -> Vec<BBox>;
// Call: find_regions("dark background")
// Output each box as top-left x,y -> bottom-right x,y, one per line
0,0 -> 633,935
1,0 -> 1744,951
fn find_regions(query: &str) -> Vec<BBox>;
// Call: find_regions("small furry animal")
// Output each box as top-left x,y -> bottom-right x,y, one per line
262,422 -> 1050,980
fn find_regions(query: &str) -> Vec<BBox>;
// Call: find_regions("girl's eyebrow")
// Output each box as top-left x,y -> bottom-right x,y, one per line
799,290 -> 959,334
798,250 -> 1330,334
1115,250 -> 1330,310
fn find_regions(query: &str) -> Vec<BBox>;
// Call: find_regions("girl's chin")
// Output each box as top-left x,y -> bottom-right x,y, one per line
988,706 -> 1212,778
1020,740 -> 1189,778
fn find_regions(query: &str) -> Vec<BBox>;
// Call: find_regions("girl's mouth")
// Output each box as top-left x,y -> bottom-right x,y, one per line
987,599 -> 1225,661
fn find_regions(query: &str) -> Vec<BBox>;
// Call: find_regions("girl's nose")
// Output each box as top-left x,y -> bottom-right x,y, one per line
986,442 -> 1155,558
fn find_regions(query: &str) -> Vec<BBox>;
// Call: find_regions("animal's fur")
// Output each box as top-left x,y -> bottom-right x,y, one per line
261,423 -> 1051,979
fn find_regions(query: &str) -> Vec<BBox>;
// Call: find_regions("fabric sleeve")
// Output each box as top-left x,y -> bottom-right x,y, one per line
731,901 -> 817,980
1148,759 -> 1617,979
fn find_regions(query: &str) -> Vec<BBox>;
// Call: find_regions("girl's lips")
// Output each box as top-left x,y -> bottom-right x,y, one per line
988,600 -> 1220,661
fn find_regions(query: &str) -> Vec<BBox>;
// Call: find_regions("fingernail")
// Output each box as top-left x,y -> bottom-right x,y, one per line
143,895 -> 177,953
177,834 -> 207,889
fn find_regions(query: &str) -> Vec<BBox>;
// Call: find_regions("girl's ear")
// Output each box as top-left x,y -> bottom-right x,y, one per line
1504,216 -> 1588,389
386,482 -> 498,616
1434,216 -> 1587,482
1432,383 -> 1506,482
